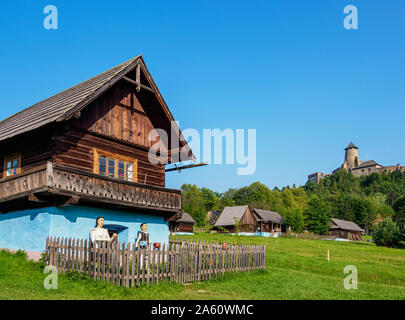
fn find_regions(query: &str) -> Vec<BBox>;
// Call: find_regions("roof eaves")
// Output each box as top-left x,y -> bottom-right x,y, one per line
57,56 -> 142,122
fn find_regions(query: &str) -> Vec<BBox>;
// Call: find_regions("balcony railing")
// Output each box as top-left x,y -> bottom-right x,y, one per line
0,162 -> 182,212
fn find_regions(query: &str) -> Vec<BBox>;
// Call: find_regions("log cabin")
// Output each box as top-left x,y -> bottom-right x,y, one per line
214,206 -> 256,233
214,206 -> 285,237
169,211 -> 195,235
0,55 -> 194,254
252,209 -> 285,236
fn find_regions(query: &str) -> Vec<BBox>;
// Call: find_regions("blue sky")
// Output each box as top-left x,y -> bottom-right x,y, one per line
0,1 -> 404,192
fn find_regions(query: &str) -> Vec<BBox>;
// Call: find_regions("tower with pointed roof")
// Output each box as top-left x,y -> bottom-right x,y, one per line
344,142 -> 361,169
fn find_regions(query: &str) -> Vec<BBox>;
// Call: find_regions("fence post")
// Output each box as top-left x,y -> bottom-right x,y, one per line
131,242 -> 136,288
101,241 -> 106,281
147,244 -> 152,286
105,241 -> 110,281
120,242 -> 125,286
79,239 -> 84,273
197,242 -> 202,281
85,239 -> 90,277
156,245 -> 161,284
141,247 -> 146,284
136,244 -> 141,286
125,242 -> 130,288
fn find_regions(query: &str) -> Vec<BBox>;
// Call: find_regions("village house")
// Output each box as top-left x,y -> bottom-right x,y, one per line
214,206 -> 285,237
169,211 -> 195,235
329,218 -> 364,241
252,209 -> 285,236
0,55 -> 194,255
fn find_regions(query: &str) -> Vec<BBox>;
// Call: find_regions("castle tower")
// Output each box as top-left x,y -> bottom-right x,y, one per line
345,142 -> 361,168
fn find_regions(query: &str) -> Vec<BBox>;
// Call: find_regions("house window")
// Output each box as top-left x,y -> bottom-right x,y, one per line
99,156 -> 107,175
3,152 -> 21,178
118,161 -> 125,180
107,158 -> 115,178
93,149 -> 137,182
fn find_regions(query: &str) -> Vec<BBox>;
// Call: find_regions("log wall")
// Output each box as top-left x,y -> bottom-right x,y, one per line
54,128 -> 165,187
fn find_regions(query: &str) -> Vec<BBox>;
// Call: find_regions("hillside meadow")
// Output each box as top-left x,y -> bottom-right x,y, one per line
0,234 -> 404,300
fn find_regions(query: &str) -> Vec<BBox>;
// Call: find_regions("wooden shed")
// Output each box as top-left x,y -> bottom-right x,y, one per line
214,206 -> 259,233
169,211 -> 195,235
329,218 -> 364,241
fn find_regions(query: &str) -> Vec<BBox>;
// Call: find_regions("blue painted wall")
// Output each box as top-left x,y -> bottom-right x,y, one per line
0,205 -> 169,252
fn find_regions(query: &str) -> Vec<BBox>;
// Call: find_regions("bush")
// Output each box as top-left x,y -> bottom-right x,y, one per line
393,196 -> 405,228
372,218 -> 401,248
14,250 -> 28,259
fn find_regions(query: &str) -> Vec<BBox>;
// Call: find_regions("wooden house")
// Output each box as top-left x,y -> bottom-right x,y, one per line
169,211 -> 195,235
329,218 -> 364,241
252,209 -> 285,234
214,206 -> 258,233
0,55 -> 194,254
214,206 -> 285,236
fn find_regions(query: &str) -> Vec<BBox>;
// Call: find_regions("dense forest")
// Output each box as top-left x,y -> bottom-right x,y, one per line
182,170 -> 405,238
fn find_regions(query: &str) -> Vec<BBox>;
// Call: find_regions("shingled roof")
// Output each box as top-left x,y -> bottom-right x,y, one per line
0,55 -> 185,145
0,56 -> 145,142
352,160 -> 381,169
345,142 -> 358,150
176,212 -> 195,224
214,206 -> 248,227
253,209 -> 284,224
330,218 -> 364,232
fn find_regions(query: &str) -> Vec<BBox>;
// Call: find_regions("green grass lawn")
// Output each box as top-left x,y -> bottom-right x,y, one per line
1,234 -> 404,300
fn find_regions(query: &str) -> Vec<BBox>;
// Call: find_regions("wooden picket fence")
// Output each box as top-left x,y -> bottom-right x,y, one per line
45,237 -> 266,287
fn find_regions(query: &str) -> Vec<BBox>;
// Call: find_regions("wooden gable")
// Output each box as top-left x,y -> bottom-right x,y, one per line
240,207 -> 259,226
71,81 -> 159,149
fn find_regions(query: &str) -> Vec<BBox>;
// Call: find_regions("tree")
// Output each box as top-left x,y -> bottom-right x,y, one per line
181,184 -> 206,226
393,196 -> 405,228
283,208 -> 305,233
200,187 -> 221,212
233,182 -> 272,209
372,218 -> 400,248
304,195 -> 331,234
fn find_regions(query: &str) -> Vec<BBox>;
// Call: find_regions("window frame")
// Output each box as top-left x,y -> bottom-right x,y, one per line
3,152 -> 22,178
93,148 -> 138,183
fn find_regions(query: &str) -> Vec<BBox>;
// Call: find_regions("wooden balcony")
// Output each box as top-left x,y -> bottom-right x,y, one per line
0,162 -> 182,213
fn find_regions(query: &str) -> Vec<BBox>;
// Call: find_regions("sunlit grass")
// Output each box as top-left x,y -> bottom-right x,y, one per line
1,234 -> 404,300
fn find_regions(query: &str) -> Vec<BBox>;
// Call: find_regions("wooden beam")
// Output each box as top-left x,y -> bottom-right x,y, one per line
122,76 -> 154,93
165,162 -> 208,172
28,193 -> 42,202
136,64 -> 141,92
60,196 -> 80,207
73,110 -> 81,119
166,211 -> 182,222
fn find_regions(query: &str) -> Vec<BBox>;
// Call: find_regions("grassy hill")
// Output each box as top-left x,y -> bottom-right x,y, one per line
1,234 -> 404,300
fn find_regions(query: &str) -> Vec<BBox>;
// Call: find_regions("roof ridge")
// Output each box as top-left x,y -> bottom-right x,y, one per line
0,55 -> 141,127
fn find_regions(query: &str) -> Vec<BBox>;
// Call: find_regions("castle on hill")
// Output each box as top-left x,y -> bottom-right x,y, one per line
308,142 -> 405,183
